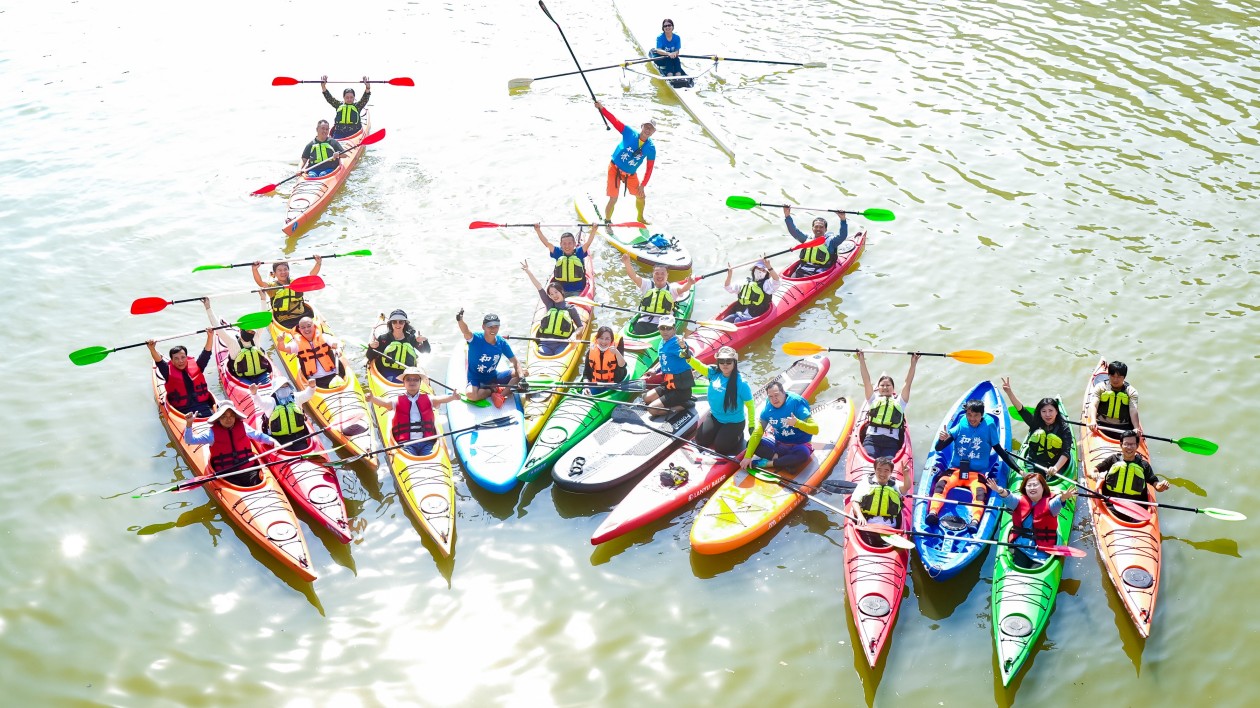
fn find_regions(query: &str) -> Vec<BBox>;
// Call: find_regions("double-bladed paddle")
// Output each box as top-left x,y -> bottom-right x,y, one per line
782,341 -> 994,365
129,275 -> 325,315
69,311 -> 274,366
192,250 -> 371,273
251,129 -> 386,196
133,426 -> 335,497
1059,417 -> 1218,456
469,221 -> 644,230
725,195 -> 896,222
536,0 -> 608,130
688,237 -> 825,281
677,55 -> 826,69
509,57 -> 662,90
909,530 -> 1085,557
564,297 -> 738,332
271,76 -> 415,86
332,417 -> 519,465
995,446 -> 1150,522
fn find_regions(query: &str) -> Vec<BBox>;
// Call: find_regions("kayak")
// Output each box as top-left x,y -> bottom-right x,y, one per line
150,366 -> 316,582
991,398 -> 1078,684
268,305 -> 379,472
910,380 -> 1012,580
690,394 -> 854,555
521,249 -> 596,443
445,340 -> 527,493
551,385 -> 705,493
211,323 -> 352,543
681,231 -> 866,365
591,354 -> 829,545
365,355 -> 457,555
519,290 -> 695,482
841,398 -> 915,667
1079,358 -> 1161,637
577,197 -> 691,272
282,111 -> 371,235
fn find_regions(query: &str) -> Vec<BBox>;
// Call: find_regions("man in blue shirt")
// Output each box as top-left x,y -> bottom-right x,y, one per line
596,101 -> 657,225
927,398 -> 1003,529
783,205 -> 849,276
643,316 -> 697,416
740,382 -> 819,470
456,310 -> 523,404
534,224 -> 595,295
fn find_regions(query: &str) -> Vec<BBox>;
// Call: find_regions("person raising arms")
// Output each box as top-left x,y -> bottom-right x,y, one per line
534,225 -> 596,296
456,310 -> 524,404
251,256 -> 322,329
857,350 -> 920,460
1002,377 -> 1072,478
622,252 -> 694,336
721,258 -> 779,323
521,260 -> 585,356
595,100 -> 657,225
783,205 -> 850,277
149,297 -> 216,417
320,75 -> 371,139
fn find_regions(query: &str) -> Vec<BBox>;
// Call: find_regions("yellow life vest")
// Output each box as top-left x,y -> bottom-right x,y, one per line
1105,458 -> 1147,497
639,286 -> 675,315
869,396 -> 904,429
860,481 -> 902,518
335,103 -> 360,126
798,241 -> 833,267
540,308 -> 576,338
553,253 -> 585,285
269,281 -> 306,320
232,346 -> 266,377
1097,385 -> 1132,424
309,140 -> 335,164
1028,428 -> 1066,461
737,280 -> 767,307
268,402 -> 306,437
381,340 -> 419,371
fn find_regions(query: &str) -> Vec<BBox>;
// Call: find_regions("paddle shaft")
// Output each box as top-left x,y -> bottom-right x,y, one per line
196,252 -> 368,271
537,1 -> 609,130
585,301 -> 708,326
520,57 -> 659,83
256,131 -> 382,194
909,530 -> 1075,554
346,419 -> 513,461
170,425 -> 331,491
536,387 -> 664,411
1063,417 -> 1197,449
692,241 -> 818,281
999,446 -> 1150,521
677,54 -> 814,67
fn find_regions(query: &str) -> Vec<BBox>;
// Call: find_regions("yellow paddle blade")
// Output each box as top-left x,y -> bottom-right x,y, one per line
565,295 -> 597,307
948,349 -> 994,365
696,319 -> 738,333
782,341 -> 825,356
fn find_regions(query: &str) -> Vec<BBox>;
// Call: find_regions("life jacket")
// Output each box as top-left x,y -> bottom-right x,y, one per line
659,339 -> 693,391
868,396 -> 904,430
208,419 -> 253,475
165,359 -> 211,411
335,103 -> 360,127
392,393 -> 436,443
294,330 -> 337,379
798,239 -> 833,268
737,279 -> 771,316
1096,383 -> 1133,426
1027,428 -> 1067,465
380,339 -> 419,371
268,401 -> 307,437
553,253 -> 585,286
1008,495 -> 1060,547
539,307 -> 577,339
858,476 -> 902,518
586,340 -> 622,383
232,345 -> 267,378
309,139 -> 335,165
269,281 -> 306,320
1105,457 -> 1149,497
639,285 -> 675,315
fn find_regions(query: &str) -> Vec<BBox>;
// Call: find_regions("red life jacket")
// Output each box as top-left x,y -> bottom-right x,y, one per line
165,359 -> 211,411
392,393 -> 436,442
1008,495 -> 1059,548
208,419 -> 253,475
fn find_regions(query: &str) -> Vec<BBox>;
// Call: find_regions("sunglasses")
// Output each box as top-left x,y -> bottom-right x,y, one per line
717,359 -> 736,365
663,23 -> 673,28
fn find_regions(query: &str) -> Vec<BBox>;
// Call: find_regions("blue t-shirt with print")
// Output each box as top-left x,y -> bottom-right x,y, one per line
946,415 -> 1001,470
707,366 -> 754,424
759,392 -> 813,445
610,126 -> 656,174
467,333 -> 515,386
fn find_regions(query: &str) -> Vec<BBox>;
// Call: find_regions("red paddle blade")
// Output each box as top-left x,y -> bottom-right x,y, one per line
1108,498 -> 1152,522
251,183 -> 278,196
468,221 -> 500,229
289,275 -> 325,292
792,236 -> 826,250
388,77 -> 415,86
271,76 -> 300,86
359,129 -> 386,146
130,297 -> 171,315
610,221 -> 647,228
1046,545 -> 1086,558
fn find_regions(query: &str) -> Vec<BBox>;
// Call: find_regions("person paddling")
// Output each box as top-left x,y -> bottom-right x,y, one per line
456,310 -> 524,404
182,404 -> 280,486
149,297 -> 215,417
366,367 -> 459,456
206,296 -> 272,385
622,253 -> 694,335
1090,430 -> 1168,505
522,261 -> 584,356
595,100 -> 657,225
535,224 -> 595,296
783,205 -> 849,276
722,257 -> 779,323
858,350 -> 920,460
299,120 -> 345,178
367,309 -> 431,382
320,75 -> 371,139
849,456 -> 912,547
927,399 -> 1003,531
252,256 -> 321,329
250,380 -> 316,449
739,381 -> 819,470
1086,360 -> 1142,434
987,472 -> 1076,567
283,316 -> 344,389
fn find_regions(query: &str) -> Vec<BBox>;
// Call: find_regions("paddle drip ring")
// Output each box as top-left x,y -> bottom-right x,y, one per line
1121,567 -> 1154,589
858,595 -> 891,617
1000,615 -> 1034,637
266,521 -> 298,542
309,485 -> 337,504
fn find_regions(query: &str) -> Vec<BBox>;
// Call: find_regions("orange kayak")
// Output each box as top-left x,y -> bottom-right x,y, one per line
150,366 -> 316,582
282,112 -> 372,235
1079,358 -> 1160,637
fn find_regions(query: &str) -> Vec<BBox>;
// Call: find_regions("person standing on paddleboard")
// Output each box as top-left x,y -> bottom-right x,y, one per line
320,75 -> 371,139
595,100 -> 656,226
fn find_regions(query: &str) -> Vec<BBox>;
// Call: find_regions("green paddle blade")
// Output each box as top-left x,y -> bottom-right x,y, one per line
1177,436 -> 1218,456
191,264 -> 229,272
725,195 -> 759,210
235,311 -> 275,330
862,208 -> 896,222
1202,508 -> 1246,521
344,249 -> 373,257
69,346 -> 111,366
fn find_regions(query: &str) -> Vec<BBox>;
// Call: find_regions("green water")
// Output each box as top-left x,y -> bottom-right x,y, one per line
3,0 -> 1257,705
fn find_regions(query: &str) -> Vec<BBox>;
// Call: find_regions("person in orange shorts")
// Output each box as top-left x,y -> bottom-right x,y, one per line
594,100 -> 657,225
927,398 -> 1004,531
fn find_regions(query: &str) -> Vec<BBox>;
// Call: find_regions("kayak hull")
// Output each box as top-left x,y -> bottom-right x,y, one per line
445,342 -> 528,493
282,112 -> 371,235
552,396 -> 702,493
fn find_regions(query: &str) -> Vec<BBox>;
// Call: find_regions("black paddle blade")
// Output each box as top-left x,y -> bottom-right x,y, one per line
481,416 -> 518,428
820,480 -> 857,495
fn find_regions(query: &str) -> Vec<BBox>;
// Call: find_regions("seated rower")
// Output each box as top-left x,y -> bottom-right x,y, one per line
1090,430 -> 1168,506
721,258 -> 779,323
521,260 -> 584,356
692,346 -> 756,456
782,205 -> 849,277
988,472 -> 1076,567
148,297 -> 215,417
365,367 -> 460,456
927,398 -> 1003,531
299,120 -> 344,178
621,252 -> 694,336
651,19 -> 692,87
250,380 -> 316,449
456,310 -> 523,404
534,224 -> 595,296
849,456 -> 912,547
644,316 -> 704,417
858,350 -> 919,460
182,404 -> 279,487
1087,360 -> 1142,434
739,381 -> 819,471
367,309 -> 431,382
1002,377 -> 1072,477
284,316 -> 343,389
252,256 -> 321,329
583,326 -> 628,391
320,75 -> 371,139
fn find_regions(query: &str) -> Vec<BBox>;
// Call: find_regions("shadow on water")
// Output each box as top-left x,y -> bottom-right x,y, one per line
549,481 -> 636,520
589,511 -> 694,565
1163,475 -> 1207,497
517,474 -> 555,515
841,596 -> 890,707
688,508 -> 838,579
308,519 -> 356,575
1164,534 -> 1241,558
463,470 -> 525,521
910,552 -> 987,621
1092,553 -> 1147,674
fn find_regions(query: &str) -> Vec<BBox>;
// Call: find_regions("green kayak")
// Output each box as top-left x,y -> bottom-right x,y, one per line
518,290 -> 695,482
991,399 -> 1078,685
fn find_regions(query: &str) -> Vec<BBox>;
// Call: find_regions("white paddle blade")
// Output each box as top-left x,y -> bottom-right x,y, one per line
508,78 -> 533,89
803,62 -> 826,68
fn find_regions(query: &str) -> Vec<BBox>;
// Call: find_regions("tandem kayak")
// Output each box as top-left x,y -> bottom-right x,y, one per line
150,367 -> 316,582
1080,358 -> 1161,638
842,398 -> 915,668
690,394 -> 854,555
521,249 -> 596,443
445,340 -> 528,493
991,397 -> 1078,685
591,354 -> 829,545
910,380 -> 1011,580
282,112 -> 372,235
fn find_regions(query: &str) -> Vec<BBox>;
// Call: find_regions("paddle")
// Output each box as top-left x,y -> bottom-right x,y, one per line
689,237 -> 826,281
536,0 -> 608,130
909,530 -> 1084,557
470,221 -> 644,230
129,276 -> 325,315
725,196 -> 896,222
192,250 -> 372,273
333,416 -> 519,465
529,388 -> 667,411
69,311 -> 274,366
1061,418 -> 1218,456
509,57 -> 661,89
522,379 -> 646,392
272,76 -> 415,86
995,446 -> 1150,523
133,425 -> 334,497
251,129 -> 386,196
564,297 -> 739,333
781,341 -> 993,365
677,55 -> 826,68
